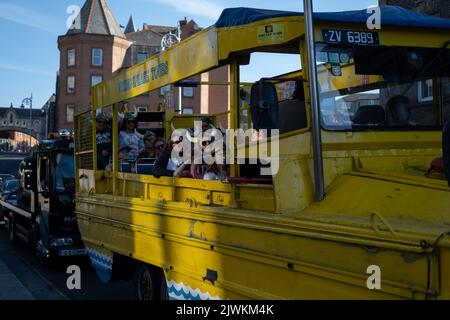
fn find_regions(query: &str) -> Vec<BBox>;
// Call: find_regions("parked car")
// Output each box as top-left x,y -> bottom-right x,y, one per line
0,178 -> 17,226
1,179 -> 19,201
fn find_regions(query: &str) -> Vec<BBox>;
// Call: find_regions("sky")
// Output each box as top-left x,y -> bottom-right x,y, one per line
0,0 -> 377,109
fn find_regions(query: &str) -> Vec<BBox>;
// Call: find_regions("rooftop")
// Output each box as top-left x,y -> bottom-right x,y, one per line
66,0 -> 125,38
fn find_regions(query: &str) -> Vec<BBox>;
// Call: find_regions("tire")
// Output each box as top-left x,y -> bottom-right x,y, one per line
135,263 -> 163,301
8,212 -> 18,245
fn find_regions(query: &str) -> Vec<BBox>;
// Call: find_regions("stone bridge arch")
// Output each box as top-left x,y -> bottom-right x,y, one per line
0,105 -> 46,141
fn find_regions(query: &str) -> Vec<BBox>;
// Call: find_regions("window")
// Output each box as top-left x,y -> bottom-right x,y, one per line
160,85 -> 171,96
55,153 -> 75,193
137,53 -> 148,63
315,43 -> 445,130
418,79 -> 433,102
66,105 -> 75,123
92,48 -> 103,66
91,75 -> 103,87
183,87 -> 194,97
137,106 -> 148,112
67,76 -> 75,94
182,107 -> 193,115
68,48 -> 76,67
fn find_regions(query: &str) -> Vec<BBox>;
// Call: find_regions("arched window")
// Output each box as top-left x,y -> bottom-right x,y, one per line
9,114 -> 13,124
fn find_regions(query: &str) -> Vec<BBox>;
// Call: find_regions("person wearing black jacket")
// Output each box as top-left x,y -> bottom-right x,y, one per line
153,152 -> 174,178
96,113 -> 112,170
153,136 -> 185,178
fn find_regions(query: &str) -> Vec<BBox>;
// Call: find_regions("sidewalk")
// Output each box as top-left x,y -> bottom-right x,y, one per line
0,256 -> 34,300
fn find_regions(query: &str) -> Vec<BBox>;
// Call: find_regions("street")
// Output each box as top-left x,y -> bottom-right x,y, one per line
0,228 -> 135,300
0,153 -> 135,300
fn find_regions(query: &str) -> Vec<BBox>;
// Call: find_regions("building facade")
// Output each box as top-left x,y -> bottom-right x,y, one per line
56,0 -> 229,130
380,0 -> 450,18
0,104 -> 45,146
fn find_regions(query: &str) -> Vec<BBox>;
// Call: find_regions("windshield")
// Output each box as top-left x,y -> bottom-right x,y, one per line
316,43 -> 450,131
54,152 -> 75,193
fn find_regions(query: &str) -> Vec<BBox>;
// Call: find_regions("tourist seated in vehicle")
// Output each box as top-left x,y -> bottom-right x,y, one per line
152,138 -> 166,159
105,143 -> 133,173
96,112 -> 112,170
119,113 -> 144,160
153,135 -> 186,178
385,95 -> 416,126
173,144 -> 198,179
201,117 -> 216,132
200,131 -> 229,181
137,130 -> 157,159
278,81 -> 308,134
135,137 -> 166,175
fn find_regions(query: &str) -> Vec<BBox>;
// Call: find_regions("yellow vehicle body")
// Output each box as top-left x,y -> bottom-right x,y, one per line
75,7 -> 450,299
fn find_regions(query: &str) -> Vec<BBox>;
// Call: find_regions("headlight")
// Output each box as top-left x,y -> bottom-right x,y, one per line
50,238 -> 74,247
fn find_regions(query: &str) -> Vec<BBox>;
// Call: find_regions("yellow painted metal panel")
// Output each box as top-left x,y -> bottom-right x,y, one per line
218,17 -> 306,60
321,130 -> 442,150
76,193 -> 445,299
92,27 -> 219,108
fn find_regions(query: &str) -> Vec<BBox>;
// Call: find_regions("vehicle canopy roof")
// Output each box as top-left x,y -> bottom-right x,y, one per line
215,6 -> 450,29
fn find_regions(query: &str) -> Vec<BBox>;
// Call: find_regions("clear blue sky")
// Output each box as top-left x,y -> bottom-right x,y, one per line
0,0 -> 377,109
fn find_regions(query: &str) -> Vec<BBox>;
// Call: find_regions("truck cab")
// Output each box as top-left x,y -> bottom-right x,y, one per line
8,136 -> 85,261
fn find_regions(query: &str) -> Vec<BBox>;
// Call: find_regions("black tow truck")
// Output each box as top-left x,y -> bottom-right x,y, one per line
1,136 -> 85,262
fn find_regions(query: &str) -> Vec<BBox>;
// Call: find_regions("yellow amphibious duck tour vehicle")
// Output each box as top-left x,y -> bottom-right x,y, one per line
74,5 -> 450,299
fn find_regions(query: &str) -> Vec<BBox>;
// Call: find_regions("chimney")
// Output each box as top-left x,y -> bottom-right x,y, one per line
179,17 -> 188,29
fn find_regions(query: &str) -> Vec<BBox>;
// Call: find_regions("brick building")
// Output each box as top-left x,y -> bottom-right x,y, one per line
379,0 -> 450,18
56,0 -> 229,130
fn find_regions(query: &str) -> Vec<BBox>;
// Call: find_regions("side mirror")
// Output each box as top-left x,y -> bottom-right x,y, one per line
250,81 -> 279,130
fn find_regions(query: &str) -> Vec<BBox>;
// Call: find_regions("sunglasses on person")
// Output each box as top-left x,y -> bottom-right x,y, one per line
202,140 -> 212,147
